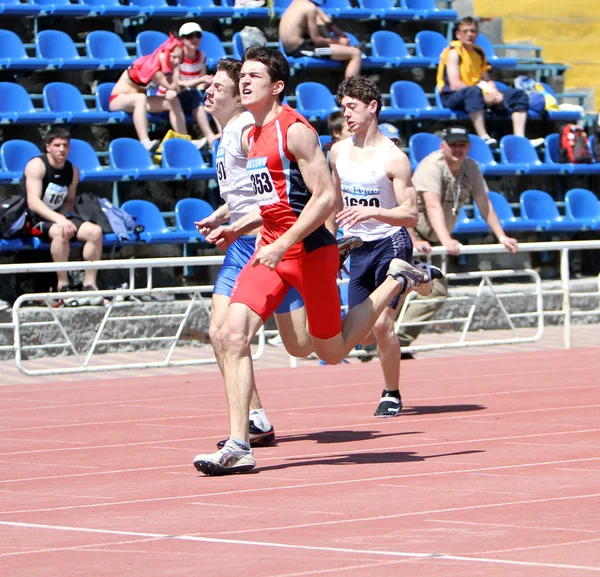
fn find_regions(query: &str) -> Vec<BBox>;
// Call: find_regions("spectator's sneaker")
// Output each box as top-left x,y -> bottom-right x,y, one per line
483,136 -> 498,148
386,259 -> 433,296
217,423 -> 276,449
54,284 -> 80,308
374,392 -> 403,417
529,137 -> 545,148
141,139 -> 160,153
411,260 -> 444,281
193,439 -> 255,476
0,299 -> 10,312
337,235 -> 363,272
82,286 -> 106,306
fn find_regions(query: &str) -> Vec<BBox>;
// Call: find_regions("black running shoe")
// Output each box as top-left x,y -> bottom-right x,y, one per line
337,236 -> 363,272
216,423 -> 276,449
374,394 -> 403,417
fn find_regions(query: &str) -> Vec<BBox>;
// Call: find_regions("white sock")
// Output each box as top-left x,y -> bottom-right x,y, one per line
250,408 -> 271,431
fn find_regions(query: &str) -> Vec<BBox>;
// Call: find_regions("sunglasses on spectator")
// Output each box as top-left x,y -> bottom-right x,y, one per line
458,28 -> 477,34
182,32 -> 202,39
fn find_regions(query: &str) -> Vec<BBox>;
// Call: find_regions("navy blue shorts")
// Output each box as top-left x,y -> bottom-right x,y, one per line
214,235 -> 304,314
441,86 -> 528,114
178,88 -> 206,115
348,228 -> 413,311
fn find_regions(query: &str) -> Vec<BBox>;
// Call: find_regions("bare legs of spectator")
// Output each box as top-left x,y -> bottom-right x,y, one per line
193,105 -> 219,147
330,44 -> 362,79
511,110 -> 527,137
147,94 -> 187,136
469,109 -> 490,140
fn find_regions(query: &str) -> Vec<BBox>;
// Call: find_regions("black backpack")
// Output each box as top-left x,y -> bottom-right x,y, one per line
0,195 -> 27,239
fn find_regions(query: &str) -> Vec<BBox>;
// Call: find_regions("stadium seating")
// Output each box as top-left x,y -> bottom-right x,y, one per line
520,189 -> 586,232
278,39 -> 340,73
474,33 -> 517,69
121,199 -> 190,244
415,30 -> 447,64
175,197 -> 214,241
109,138 -> 183,181
43,83 -> 111,124
81,0 -> 143,17
370,31 -> 431,68
543,133 -> 600,174
36,30 -> 100,70
295,82 -> 340,121
319,135 -> 332,149
468,134 -> 524,176
95,83 -> 131,123
0,140 -> 40,184
356,0 -> 409,20
564,188 -> 600,230
161,138 -> 216,180
408,132 -> 440,168
382,80 -> 453,120
452,206 -> 490,235
0,0 -> 41,16
405,0 -> 457,21
35,0 -> 91,16
128,0 -> 189,17
200,31 -> 227,71
0,83 -> 57,124
0,30 -> 48,70
177,0 -> 235,18
485,190 -> 541,232
500,135 -> 559,175
86,31 -> 134,69
136,30 -> 168,58
221,0 -> 269,18
67,138 -> 124,183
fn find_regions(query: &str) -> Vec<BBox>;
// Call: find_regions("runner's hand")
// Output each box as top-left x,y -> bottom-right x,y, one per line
252,242 -> 286,270
205,226 -> 238,251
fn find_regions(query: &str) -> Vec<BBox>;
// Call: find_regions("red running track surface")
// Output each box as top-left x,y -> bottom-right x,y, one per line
0,348 -> 598,576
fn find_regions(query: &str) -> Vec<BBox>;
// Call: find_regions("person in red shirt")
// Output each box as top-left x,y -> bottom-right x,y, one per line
192,47 -> 438,476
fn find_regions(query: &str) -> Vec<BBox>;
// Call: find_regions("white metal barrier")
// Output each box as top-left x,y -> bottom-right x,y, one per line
0,240 -> 599,375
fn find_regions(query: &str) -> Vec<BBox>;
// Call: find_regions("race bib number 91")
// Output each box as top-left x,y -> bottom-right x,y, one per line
246,157 -> 279,206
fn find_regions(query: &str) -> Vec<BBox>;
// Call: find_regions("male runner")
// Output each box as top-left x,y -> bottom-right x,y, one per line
192,47 -> 435,476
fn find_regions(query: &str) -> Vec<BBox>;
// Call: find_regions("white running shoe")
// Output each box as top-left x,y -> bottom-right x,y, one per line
411,259 -> 444,281
193,439 -> 255,476
387,258 -> 433,296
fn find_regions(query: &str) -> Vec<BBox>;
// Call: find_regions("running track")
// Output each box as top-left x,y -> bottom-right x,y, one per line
0,348 -> 598,576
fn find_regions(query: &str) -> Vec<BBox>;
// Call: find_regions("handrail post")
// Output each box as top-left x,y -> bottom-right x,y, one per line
560,247 -> 572,349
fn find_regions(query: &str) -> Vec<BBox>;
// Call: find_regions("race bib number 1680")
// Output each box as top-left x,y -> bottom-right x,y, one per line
246,157 -> 279,206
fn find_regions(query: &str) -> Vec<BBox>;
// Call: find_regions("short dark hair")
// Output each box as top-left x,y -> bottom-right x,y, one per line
456,16 -> 478,32
327,110 -> 347,142
241,46 -> 290,103
45,127 -> 71,146
336,76 -> 382,117
217,57 -> 242,97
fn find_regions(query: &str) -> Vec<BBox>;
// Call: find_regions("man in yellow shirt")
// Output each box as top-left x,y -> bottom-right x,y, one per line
437,17 -> 531,148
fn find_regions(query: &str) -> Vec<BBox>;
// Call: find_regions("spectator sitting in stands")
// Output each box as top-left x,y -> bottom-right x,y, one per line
279,0 -> 362,79
437,16 -> 541,148
396,126 -> 518,354
327,110 -> 352,145
378,123 -> 402,146
109,34 -> 189,152
162,22 -> 219,148
20,127 -> 104,301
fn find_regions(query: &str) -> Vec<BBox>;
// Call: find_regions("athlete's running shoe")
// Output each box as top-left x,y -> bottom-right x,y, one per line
217,423 -> 276,449
374,392 -> 403,417
193,439 -> 256,476
337,235 -> 363,272
411,260 -> 444,281
387,258 -> 433,297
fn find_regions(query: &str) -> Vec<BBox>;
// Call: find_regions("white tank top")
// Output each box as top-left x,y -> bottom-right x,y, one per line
216,111 -> 256,224
335,136 -> 401,242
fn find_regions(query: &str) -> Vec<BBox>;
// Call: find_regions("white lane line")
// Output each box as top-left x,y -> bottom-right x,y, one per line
431,519 -> 600,534
0,520 -> 598,572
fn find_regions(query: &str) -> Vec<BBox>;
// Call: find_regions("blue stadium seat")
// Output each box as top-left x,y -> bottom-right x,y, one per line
36,30 -> 99,70
326,0 -> 372,19
175,197 -> 214,241
272,0 -> 292,14
279,39 -> 340,72
121,200 -> 190,244
0,83 -> 57,124
109,138 -> 182,181
222,0 -> 268,17
544,133 -> 600,175
177,0 -> 235,18
452,206 -> 489,235
232,32 -> 245,60
128,0 -> 189,17
408,132 -> 440,169
539,82 -> 582,122
474,33 -> 517,69
468,134 -> 523,176
43,82 -> 111,124
520,189 -> 583,232
0,29 -> 48,70
415,30 -> 447,64
136,31 -> 168,58
80,0 -> 143,16
371,31 -> 430,68
485,191 -> 541,232
500,135 -> 559,175
35,0 -> 91,15
67,138 -> 124,183
0,238 -> 25,252
295,82 -> 340,121
358,0 -> 415,19
590,135 -> 597,161
434,86 -> 465,119
0,0 -> 41,16
319,135 -> 332,149
0,140 -> 40,183
161,138 -> 216,180
384,80 -> 453,120
200,31 -> 227,71
95,82 -> 130,123
564,188 -> 600,230
86,31 -> 133,69
404,0 -> 457,20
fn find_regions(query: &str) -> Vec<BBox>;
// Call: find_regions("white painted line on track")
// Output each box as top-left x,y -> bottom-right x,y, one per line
0,520 -> 598,572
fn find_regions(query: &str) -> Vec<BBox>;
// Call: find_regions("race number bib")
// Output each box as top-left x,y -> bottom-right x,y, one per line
246,157 -> 279,206
341,184 -> 381,209
215,144 -> 229,191
42,182 -> 68,210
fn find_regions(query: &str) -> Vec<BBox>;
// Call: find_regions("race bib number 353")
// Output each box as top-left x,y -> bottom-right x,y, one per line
246,157 -> 279,206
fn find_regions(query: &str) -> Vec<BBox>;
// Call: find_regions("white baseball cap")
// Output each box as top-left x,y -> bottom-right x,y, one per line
178,22 -> 203,37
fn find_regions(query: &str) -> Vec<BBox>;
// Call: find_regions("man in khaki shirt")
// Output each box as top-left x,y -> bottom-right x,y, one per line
397,126 -> 518,351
